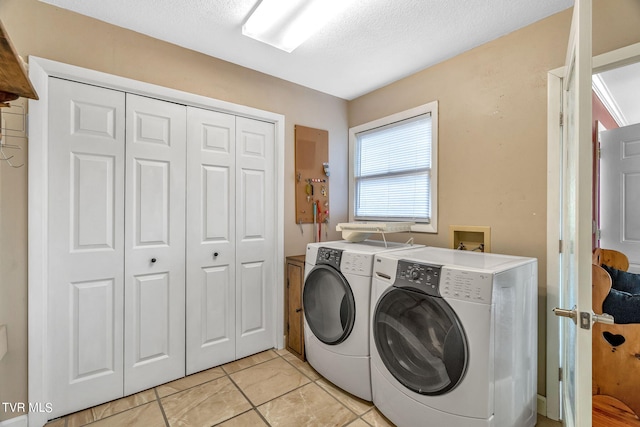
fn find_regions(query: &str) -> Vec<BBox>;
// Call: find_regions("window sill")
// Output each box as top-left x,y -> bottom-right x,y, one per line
411,223 -> 437,234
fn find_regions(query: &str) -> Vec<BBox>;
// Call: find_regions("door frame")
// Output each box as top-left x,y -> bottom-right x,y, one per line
27,56 -> 285,427
546,41 -> 640,421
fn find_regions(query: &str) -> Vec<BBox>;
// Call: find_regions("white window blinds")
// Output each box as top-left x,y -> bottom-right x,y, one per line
354,113 -> 432,222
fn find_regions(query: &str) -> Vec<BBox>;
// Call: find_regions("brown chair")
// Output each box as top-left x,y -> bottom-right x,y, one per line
592,249 -> 640,423
592,247 -> 630,271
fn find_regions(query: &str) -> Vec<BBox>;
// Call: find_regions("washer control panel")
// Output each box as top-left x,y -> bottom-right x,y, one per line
341,252 -> 373,275
316,247 -> 342,270
440,267 -> 493,303
395,260 -> 442,297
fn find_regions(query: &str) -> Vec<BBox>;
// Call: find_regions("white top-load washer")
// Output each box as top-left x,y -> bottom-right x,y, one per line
303,240 -> 421,401
370,247 -> 537,427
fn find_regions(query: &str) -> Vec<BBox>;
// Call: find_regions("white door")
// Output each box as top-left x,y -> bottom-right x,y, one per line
554,0 -> 593,425
235,117 -> 276,358
47,78 -> 126,417
186,107 -> 237,374
124,94 -> 186,394
600,123 -> 640,272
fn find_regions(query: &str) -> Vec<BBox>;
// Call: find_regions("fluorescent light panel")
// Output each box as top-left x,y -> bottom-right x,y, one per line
243,0 -> 350,53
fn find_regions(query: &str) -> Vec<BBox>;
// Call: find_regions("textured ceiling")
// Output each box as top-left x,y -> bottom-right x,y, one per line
39,0 -> 573,100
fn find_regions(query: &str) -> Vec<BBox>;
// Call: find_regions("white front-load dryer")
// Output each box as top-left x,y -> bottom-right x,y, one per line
370,247 -> 537,427
303,240 -> 420,401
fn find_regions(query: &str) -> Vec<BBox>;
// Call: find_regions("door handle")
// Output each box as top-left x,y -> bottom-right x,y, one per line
554,307 -> 615,329
553,307 -> 577,323
295,308 -> 302,313
592,313 -> 614,325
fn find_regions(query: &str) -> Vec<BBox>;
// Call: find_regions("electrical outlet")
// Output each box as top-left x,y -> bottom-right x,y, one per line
0,324 -> 7,361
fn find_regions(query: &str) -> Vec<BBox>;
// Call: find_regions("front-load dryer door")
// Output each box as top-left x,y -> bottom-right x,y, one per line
303,265 -> 356,345
373,288 -> 468,395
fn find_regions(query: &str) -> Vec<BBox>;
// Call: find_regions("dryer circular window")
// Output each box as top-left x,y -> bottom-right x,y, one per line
303,249 -> 356,345
373,262 -> 468,396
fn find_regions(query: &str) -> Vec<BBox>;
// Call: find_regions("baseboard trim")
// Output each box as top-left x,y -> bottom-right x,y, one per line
537,394 -> 547,415
0,415 -> 28,427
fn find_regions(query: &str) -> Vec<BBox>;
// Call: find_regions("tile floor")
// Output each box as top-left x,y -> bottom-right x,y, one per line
44,348 -> 561,427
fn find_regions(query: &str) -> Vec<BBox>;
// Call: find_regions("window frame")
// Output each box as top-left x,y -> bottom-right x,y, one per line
348,101 -> 438,233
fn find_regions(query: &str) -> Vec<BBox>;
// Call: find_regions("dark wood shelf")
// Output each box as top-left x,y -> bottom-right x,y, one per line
0,20 -> 38,106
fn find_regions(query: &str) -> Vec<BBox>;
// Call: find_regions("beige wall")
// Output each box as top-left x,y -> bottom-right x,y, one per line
0,0 -> 347,421
348,0 -> 640,400
2,0 -> 640,422
348,10 -> 570,398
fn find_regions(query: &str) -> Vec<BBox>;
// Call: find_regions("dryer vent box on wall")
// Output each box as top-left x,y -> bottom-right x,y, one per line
450,225 -> 491,253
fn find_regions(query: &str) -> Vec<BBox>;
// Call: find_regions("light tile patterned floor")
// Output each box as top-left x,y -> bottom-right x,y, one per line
45,348 -> 560,427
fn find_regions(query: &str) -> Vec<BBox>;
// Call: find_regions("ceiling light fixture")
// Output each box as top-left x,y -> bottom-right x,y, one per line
242,0 -> 352,53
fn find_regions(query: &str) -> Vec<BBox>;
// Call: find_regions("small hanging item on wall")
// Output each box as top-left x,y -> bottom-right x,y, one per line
312,201 -> 317,242
0,19 -> 38,168
0,102 -> 26,168
294,125 -> 330,225
305,181 -> 312,201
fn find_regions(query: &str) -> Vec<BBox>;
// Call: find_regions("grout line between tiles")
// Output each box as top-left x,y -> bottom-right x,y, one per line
153,367 -> 227,400
224,369 -> 272,426
280,350 -> 392,427
223,350 -> 334,426
221,350 -> 280,375
210,409 -> 254,427
312,377 -> 363,424
51,349 -> 383,427
273,352 -> 364,426
230,350 -> 383,427
279,353 -> 321,383
153,387 -> 171,427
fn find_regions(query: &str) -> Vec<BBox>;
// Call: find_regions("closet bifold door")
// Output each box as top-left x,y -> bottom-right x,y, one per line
47,78 -> 126,418
123,94 -> 186,394
186,107 -> 237,374
235,117 -> 276,358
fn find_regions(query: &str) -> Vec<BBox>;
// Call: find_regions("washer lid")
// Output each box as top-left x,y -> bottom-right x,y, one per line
382,246 -> 534,272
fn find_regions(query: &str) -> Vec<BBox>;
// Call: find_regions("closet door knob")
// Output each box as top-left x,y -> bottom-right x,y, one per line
213,252 -> 219,257
151,258 -> 157,263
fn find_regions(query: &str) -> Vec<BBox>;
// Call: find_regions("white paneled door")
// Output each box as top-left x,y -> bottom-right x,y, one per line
47,84 -> 188,413
236,117 -> 275,359
186,107 -> 237,373
186,111 -> 276,372
600,123 -> 640,273
42,74 -> 277,420
124,94 -> 186,394
48,78 -> 126,417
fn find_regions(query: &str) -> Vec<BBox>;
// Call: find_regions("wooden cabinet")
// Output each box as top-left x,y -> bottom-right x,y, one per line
285,255 -> 306,360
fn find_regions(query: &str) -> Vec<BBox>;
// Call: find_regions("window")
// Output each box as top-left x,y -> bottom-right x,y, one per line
349,101 -> 437,233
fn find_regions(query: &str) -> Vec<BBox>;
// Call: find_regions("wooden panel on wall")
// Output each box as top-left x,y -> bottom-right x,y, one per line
294,125 -> 330,225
